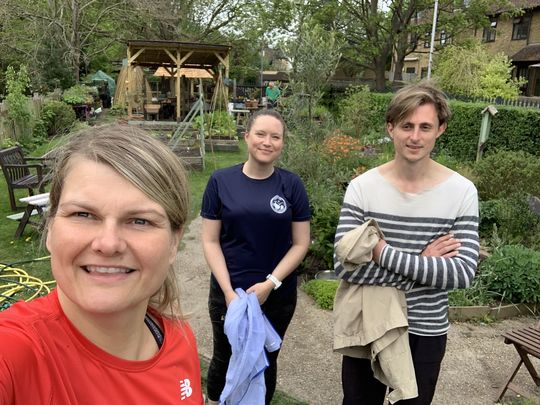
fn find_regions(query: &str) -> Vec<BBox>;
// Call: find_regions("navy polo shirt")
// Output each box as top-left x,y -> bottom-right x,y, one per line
201,164 -> 311,295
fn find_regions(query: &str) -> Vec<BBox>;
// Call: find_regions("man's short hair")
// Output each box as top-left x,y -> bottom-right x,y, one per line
385,81 -> 451,127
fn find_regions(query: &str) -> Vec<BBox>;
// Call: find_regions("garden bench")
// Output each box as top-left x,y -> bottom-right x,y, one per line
496,321 -> 540,403
0,146 -> 51,211
6,193 -> 49,238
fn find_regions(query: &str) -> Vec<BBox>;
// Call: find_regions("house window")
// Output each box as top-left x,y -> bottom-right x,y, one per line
512,15 -> 531,40
440,30 -> 447,45
421,67 -> 428,78
406,67 -> 416,74
424,33 -> 430,48
483,17 -> 497,42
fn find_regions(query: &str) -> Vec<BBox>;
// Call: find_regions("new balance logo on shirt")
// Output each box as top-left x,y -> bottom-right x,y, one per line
180,379 -> 193,400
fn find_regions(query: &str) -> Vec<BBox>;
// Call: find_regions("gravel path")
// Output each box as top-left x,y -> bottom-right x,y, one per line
178,216 -> 539,404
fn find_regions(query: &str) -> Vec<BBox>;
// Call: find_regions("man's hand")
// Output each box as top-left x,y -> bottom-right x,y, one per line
421,234 -> 461,258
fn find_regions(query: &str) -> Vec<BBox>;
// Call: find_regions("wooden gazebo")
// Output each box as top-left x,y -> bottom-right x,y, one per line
125,40 -> 231,120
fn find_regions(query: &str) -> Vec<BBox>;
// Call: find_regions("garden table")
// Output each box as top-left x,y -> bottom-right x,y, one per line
6,193 -> 50,238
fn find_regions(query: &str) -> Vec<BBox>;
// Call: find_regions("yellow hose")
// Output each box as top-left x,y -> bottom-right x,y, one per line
0,257 -> 56,309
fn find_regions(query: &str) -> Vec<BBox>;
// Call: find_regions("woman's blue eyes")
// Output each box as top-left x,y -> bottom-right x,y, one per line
72,212 -> 150,226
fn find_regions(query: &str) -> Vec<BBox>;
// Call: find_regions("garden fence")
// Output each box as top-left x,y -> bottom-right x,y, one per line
451,94 -> 540,109
0,96 -> 44,144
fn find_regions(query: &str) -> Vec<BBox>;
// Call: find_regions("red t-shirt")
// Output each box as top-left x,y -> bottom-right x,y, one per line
0,290 -> 203,404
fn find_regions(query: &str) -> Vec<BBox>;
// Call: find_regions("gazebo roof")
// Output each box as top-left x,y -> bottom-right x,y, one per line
127,40 -> 231,69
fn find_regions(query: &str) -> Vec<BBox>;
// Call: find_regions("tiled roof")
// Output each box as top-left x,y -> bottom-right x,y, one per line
508,0 -> 540,9
512,44 -> 540,62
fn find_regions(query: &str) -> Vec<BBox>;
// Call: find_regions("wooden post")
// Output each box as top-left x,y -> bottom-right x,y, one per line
127,46 -> 132,119
176,49 -> 181,122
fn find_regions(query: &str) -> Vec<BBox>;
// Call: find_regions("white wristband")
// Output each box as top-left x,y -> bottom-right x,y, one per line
266,274 -> 282,290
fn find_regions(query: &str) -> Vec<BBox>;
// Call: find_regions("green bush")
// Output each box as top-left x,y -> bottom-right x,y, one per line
347,93 -> 540,162
479,245 -> 540,304
62,84 -> 95,105
338,87 -> 390,141
193,111 -> 237,138
302,279 -> 338,310
473,150 -> 540,199
33,100 -> 76,138
440,102 -> 540,162
479,196 -> 540,249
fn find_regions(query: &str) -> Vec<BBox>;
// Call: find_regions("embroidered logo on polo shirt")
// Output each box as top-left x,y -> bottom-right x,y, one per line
270,195 -> 287,214
180,378 -> 193,400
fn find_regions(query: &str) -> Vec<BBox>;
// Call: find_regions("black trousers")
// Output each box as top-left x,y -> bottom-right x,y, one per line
342,333 -> 447,405
206,281 -> 297,404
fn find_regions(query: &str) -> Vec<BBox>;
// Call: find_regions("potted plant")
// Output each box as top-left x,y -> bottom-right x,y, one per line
62,85 -> 96,120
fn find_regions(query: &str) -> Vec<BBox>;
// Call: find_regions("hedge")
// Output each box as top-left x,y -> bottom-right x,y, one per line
368,94 -> 540,162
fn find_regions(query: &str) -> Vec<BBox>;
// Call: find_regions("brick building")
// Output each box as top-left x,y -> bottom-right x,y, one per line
396,0 -> 540,96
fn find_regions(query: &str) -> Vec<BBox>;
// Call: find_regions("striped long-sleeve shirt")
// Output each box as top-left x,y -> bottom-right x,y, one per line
334,167 -> 479,336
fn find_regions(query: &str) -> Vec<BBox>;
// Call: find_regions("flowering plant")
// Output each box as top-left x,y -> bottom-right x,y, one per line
322,132 -> 364,160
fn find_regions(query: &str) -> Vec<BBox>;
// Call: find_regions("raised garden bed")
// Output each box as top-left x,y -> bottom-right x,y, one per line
449,303 -> 539,321
205,138 -> 239,152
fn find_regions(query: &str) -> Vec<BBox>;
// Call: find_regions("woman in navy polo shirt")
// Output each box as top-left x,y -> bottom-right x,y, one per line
201,109 -> 311,404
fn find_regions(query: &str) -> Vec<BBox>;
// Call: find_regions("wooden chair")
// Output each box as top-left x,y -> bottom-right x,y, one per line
496,320 -> 540,403
0,146 -> 50,211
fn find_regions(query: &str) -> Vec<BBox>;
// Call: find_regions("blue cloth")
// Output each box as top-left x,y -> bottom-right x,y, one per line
220,289 -> 282,405
201,164 -> 311,295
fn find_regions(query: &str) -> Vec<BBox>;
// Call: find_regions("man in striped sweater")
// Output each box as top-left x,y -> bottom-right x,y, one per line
334,81 -> 479,405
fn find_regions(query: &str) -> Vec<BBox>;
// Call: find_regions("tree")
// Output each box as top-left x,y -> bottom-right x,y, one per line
280,21 -> 342,129
433,42 -> 525,99
333,0 -> 422,91
5,65 -> 32,140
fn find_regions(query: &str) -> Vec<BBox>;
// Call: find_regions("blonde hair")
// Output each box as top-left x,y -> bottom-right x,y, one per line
45,124 -> 190,318
385,80 -> 451,127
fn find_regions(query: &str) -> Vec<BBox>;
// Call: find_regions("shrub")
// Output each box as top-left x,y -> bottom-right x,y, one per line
473,150 -> 540,199
193,111 -> 237,138
479,245 -> 540,304
33,100 -> 76,138
479,196 -> 540,250
339,86 -> 387,140
302,279 -> 338,310
349,93 -> 540,162
63,84 -> 95,105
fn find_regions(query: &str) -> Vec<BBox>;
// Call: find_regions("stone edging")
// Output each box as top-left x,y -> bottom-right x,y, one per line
449,303 -> 539,321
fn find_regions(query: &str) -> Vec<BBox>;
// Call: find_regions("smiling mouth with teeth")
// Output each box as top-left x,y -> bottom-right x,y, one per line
84,266 -> 135,274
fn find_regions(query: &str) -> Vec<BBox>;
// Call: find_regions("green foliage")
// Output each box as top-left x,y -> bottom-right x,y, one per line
479,196 -> 540,249
309,197 -> 342,270
33,100 -> 77,139
433,43 -> 525,99
193,111 -> 237,139
280,135 -> 344,270
282,20 -> 342,125
5,65 -> 31,121
338,85 -> 386,140
432,101 -> 540,162
480,245 -> 540,304
302,279 -> 338,310
62,85 -> 95,105
473,151 -> 540,199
